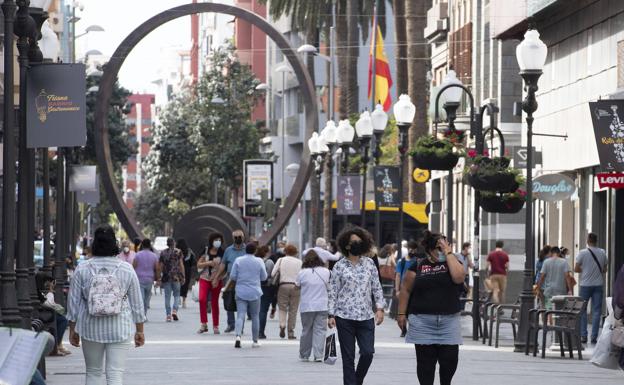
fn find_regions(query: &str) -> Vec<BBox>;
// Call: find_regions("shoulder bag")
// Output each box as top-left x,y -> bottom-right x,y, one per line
222,288 -> 237,312
270,259 -> 282,286
380,256 -> 396,281
587,248 -> 605,274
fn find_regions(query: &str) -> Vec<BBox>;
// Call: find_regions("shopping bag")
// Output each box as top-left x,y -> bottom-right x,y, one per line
191,284 -> 199,303
591,299 -> 621,370
222,289 -> 237,312
324,328 -> 338,366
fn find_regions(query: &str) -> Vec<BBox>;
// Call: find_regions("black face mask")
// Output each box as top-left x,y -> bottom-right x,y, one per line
234,236 -> 243,245
348,241 -> 365,256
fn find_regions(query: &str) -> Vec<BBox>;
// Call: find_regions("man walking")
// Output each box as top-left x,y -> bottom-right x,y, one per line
486,241 -> 509,304
159,238 -> 185,322
214,229 -> 246,333
456,242 -> 474,297
537,246 -> 573,310
575,233 -> 608,344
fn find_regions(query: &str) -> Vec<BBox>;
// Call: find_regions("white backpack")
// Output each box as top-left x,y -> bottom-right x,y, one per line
87,262 -> 125,317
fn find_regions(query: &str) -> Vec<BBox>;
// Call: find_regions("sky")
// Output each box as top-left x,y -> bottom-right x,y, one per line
76,0 -> 200,93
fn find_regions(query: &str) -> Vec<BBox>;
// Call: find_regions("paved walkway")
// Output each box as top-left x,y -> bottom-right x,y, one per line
45,291 -> 623,384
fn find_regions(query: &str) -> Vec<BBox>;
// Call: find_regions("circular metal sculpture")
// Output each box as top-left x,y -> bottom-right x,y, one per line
95,3 -> 317,244
172,204 -> 247,257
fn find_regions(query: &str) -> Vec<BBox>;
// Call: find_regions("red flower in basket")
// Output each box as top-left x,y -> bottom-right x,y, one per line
467,149 -> 477,158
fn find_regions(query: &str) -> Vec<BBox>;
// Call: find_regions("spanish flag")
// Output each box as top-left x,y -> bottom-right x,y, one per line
368,25 -> 393,111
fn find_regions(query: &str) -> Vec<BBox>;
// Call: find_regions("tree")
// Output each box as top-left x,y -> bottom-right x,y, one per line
138,45 -> 261,233
405,0 -> 430,203
82,71 -> 136,229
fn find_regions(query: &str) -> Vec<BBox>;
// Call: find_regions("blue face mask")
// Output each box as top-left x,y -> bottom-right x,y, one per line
437,251 -> 447,263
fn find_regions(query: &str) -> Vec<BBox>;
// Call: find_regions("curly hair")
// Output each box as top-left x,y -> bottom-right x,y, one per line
207,232 -> 224,249
421,230 -> 444,253
336,225 -> 374,256
284,244 -> 298,256
302,250 -> 324,268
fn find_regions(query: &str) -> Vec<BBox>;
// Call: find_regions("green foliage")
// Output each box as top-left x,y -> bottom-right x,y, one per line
408,134 -> 456,158
464,155 -> 522,179
137,45 -> 261,233
83,71 -> 136,228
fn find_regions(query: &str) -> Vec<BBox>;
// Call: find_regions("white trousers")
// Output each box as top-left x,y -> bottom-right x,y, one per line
82,338 -> 131,385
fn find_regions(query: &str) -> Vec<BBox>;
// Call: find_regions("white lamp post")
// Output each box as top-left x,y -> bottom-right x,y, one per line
320,120 -> 339,239
515,28 -> 547,352
355,111 -> 374,226
370,103 -> 388,242
393,94 -> 416,261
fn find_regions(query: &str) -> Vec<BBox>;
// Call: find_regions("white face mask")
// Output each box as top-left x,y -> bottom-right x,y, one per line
213,240 -> 222,249
123,247 -> 130,253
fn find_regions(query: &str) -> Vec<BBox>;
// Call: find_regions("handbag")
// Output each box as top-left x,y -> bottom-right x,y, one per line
270,259 -> 282,287
380,256 -> 395,281
323,328 -> 338,365
611,319 -> 624,348
591,299 -> 621,369
191,284 -> 200,303
222,289 -> 237,312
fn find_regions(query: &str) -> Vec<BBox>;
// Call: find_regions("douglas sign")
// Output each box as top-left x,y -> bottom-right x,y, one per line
533,173 -> 576,201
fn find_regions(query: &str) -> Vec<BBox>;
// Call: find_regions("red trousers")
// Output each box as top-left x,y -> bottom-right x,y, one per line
199,279 -> 222,326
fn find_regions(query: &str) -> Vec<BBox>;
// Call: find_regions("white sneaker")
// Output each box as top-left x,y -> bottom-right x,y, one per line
299,356 -> 309,362
252,342 -> 261,348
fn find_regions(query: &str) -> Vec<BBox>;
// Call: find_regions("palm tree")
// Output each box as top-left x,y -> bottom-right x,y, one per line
405,0 -> 430,203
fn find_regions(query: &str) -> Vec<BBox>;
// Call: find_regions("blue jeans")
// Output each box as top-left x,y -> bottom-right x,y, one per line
162,281 -> 181,316
56,313 -> 68,344
579,285 -> 604,340
140,282 -> 153,315
235,297 -> 260,342
335,317 -> 375,385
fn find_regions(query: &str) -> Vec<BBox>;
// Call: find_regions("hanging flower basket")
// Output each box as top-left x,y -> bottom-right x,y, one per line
480,189 -> 526,214
409,135 -> 460,171
480,196 -> 525,214
464,155 -> 523,192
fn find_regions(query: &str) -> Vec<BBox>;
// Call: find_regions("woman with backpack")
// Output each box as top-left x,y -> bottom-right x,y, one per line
67,225 -> 146,385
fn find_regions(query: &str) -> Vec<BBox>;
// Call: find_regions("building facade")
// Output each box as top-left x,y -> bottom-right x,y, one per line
123,94 -> 156,209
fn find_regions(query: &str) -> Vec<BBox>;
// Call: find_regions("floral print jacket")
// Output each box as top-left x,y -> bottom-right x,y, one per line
328,256 -> 385,321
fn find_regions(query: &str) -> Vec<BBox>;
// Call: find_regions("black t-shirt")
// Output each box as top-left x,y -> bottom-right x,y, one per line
407,258 -> 463,315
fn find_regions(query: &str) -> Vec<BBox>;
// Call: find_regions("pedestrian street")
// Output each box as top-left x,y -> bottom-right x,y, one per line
45,297 -> 622,385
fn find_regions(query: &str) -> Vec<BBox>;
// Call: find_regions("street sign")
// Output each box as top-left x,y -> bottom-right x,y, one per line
589,100 -> 624,171
533,173 -> 576,201
412,168 -> 430,183
511,146 -> 542,168
596,172 -> 624,189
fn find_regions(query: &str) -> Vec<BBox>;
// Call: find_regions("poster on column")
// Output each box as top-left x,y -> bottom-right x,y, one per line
26,63 -> 86,148
589,100 -> 624,171
373,166 -> 400,208
336,175 -> 361,216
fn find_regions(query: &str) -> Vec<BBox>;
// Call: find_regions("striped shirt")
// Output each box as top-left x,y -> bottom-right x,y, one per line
67,256 -> 146,343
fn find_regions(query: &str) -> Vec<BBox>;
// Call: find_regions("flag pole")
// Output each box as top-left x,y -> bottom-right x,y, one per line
369,0 -> 379,239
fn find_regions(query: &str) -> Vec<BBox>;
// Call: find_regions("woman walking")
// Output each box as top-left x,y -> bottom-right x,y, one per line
133,238 -> 159,316
397,231 -> 465,385
159,238 -> 185,322
296,250 -> 330,362
255,245 -> 275,339
328,226 -> 385,385
196,233 -> 224,334
67,225 -> 146,385
227,242 -> 267,348
271,244 -> 303,339
177,239 -> 196,309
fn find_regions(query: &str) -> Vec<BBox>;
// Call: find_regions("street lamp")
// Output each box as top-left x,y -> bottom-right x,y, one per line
355,111 -> 373,228
275,63 -> 292,211
371,104 -> 388,243
297,43 -> 334,121
515,28 -> 547,353
321,120 -> 339,239
75,24 -> 105,38
393,95 -> 416,262
440,70 -> 463,245
336,119 -> 355,175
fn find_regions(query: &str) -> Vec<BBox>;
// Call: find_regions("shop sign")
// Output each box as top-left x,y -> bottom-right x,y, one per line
337,175 -> 361,215
26,63 -> 86,148
373,166 -> 400,208
533,173 -> 576,201
596,172 -> 624,189
69,165 -> 97,192
589,100 -> 624,172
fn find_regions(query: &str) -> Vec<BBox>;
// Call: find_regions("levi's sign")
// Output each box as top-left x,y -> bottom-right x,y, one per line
596,173 -> 624,189
533,173 -> 576,201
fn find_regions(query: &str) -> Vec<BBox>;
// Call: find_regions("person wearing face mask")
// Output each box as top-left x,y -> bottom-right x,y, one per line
328,226 -> 385,385
397,231 -> 465,385
214,230 -> 246,333
118,240 -> 136,265
197,233 -> 225,334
